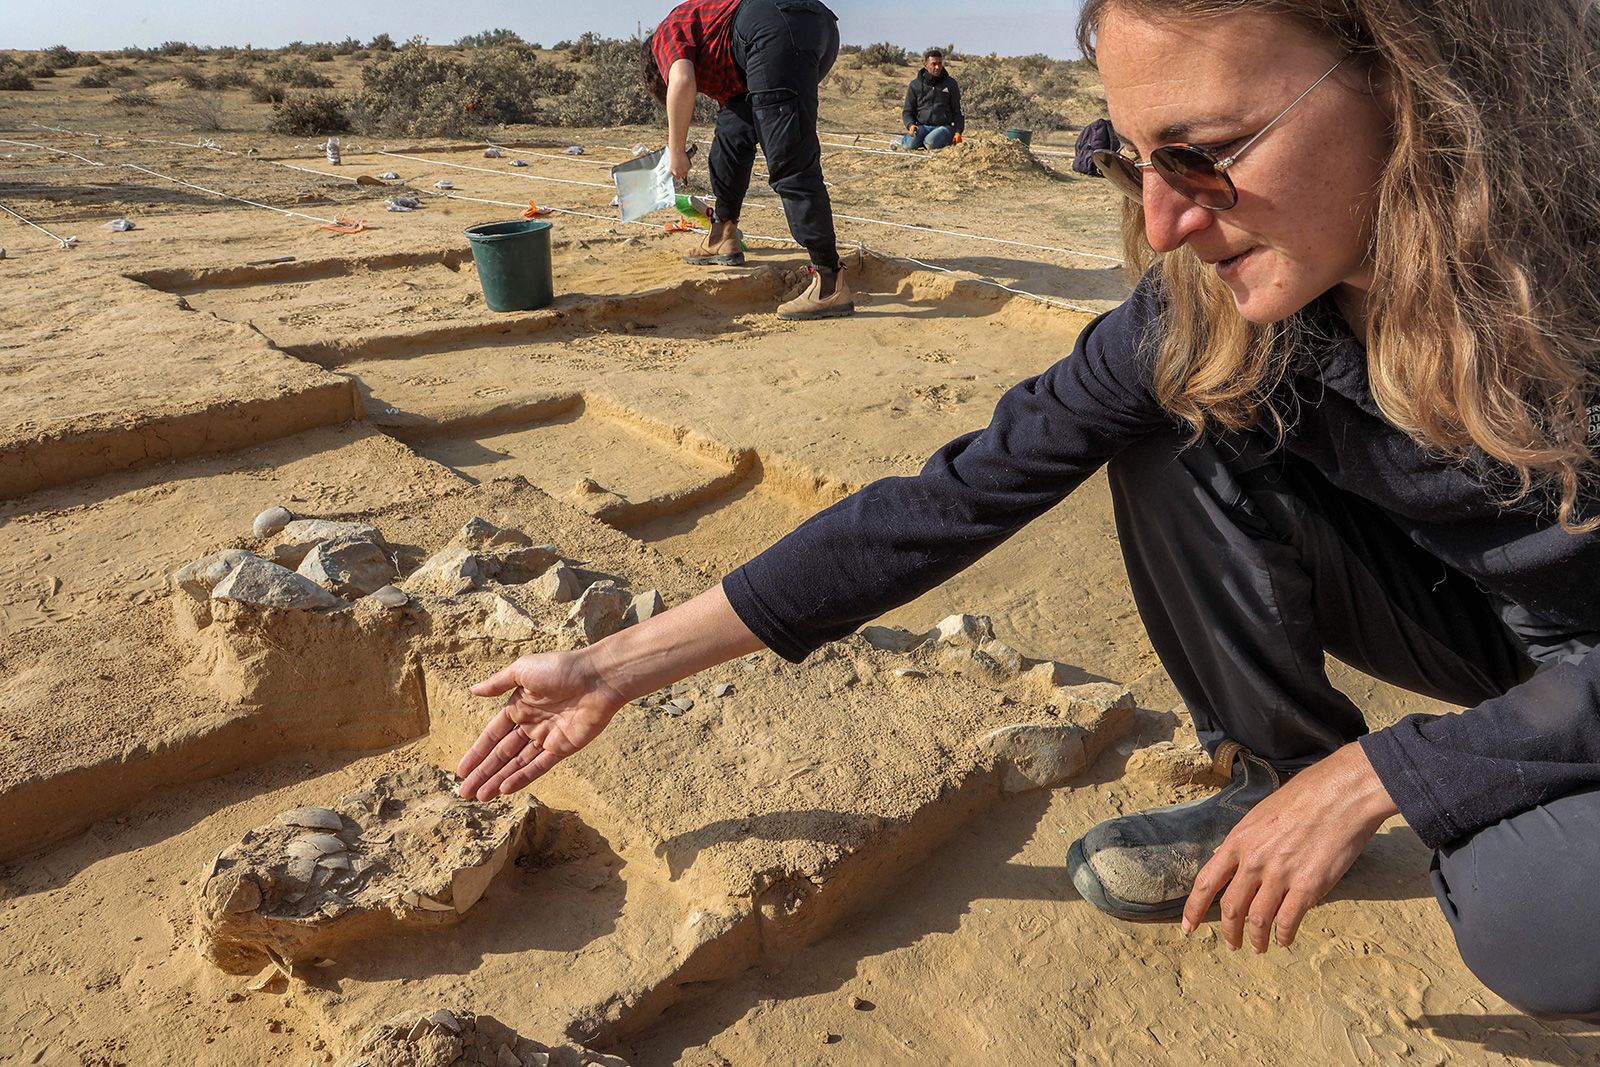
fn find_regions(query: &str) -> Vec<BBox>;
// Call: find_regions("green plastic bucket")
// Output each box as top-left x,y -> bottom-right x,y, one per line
1004,128 -> 1034,146
464,219 -> 553,312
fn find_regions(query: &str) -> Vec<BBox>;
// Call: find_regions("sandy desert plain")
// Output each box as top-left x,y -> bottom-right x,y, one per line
1,39 -> 1597,1067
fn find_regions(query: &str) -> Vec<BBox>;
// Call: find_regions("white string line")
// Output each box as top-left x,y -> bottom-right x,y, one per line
0,139 -> 107,167
28,122 -> 222,153
429,190 -> 1103,315
482,140 -> 615,168
0,201 -> 77,248
120,163 -> 343,224
375,149 -> 613,189
27,120 -> 379,186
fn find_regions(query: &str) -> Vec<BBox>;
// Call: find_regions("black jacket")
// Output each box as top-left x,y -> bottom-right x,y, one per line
726,272 -> 1600,851
902,69 -> 964,133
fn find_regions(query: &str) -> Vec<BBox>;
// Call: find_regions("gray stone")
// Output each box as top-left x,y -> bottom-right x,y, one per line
271,519 -> 385,568
276,807 -> 343,831
404,546 -> 494,597
624,589 -> 665,626
668,696 -> 695,713
564,580 -> 631,644
483,595 -> 541,642
860,625 -> 926,652
173,549 -> 259,601
711,682 -> 733,698
297,539 -> 398,599
454,516 -> 533,551
532,561 -> 583,603
496,544 -> 563,584
252,506 -> 294,538
367,584 -> 409,609
210,556 -> 346,611
976,722 -> 1088,792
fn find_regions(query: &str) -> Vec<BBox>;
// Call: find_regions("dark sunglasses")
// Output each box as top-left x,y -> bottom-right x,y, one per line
1092,54 -> 1349,211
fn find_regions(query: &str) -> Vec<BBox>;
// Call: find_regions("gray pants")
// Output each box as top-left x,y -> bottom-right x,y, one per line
1108,428 -> 1600,1020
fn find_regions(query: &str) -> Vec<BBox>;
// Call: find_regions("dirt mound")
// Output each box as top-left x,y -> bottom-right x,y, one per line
915,135 -> 1053,187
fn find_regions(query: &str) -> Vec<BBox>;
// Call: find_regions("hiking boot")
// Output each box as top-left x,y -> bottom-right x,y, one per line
775,267 -> 854,321
682,229 -> 744,266
1067,741 -> 1285,921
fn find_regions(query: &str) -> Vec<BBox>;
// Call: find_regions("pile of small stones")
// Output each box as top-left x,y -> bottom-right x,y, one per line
335,1008 -> 630,1067
172,509 -> 668,646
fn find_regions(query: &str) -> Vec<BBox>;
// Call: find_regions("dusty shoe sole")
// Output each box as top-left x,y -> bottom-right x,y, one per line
682,251 -> 746,266
1066,837 -> 1189,922
775,301 -> 855,322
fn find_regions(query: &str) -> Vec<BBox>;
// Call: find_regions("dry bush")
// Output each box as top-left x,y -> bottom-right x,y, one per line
0,57 -> 34,91
541,37 -> 661,126
306,47 -> 336,63
958,59 -> 1068,132
857,42 -> 909,66
829,70 -> 861,97
248,81 -> 284,104
29,65 -> 57,79
41,45 -> 82,69
351,40 -> 570,136
208,68 -> 256,90
77,70 -> 114,88
172,65 -> 210,89
266,59 -> 334,88
269,91 -> 351,134
112,89 -> 156,110
158,41 -> 202,57
166,89 -> 227,131
367,33 -> 396,52
334,37 -> 363,55
456,29 -> 524,48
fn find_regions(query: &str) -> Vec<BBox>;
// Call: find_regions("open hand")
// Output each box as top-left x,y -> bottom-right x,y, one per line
1181,742 -> 1398,951
456,652 -> 628,800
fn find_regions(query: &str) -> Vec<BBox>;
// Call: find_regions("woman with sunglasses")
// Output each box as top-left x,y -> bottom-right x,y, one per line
460,0 -> 1600,1019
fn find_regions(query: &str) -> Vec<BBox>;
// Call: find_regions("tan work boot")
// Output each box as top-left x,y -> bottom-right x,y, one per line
776,267 -> 854,321
682,222 -> 744,266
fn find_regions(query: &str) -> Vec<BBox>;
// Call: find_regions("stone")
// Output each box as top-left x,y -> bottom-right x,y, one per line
271,519 -> 385,568
484,596 -> 541,642
564,580 -> 631,644
532,561 -> 583,603
976,722 -> 1088,792
1125,741 -> 1219,790
276,808 -> 343,831
404,546 -> 494,597
860,625 -> 927,652
929,613 -> 996,647
367,584 -> 409,609
297,539 -> 397,599
891,667 -> 926,680
977,639 -> 1025,680
334,1010 -> 569,1067
210,556 -> 346,611
711,683 -> 733,698
496,544 -> 564,584
624,589 -> 665,626
173,549 -> 259,601
668,697 -> 695,713
453,516 -> 532,551
196,764 -> 545,975
252,506 -> 294,538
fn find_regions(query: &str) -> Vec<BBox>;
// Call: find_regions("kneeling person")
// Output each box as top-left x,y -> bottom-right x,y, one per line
901,49 -> 964,150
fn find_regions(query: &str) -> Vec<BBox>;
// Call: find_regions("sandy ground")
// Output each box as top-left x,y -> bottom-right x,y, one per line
2,50 -> 1597,1067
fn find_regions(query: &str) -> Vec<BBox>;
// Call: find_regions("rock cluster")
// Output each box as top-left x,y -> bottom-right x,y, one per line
335,1007 -> 630,1067
195,764 -> 546,975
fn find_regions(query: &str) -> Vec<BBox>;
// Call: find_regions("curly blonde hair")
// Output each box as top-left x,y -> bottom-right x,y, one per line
1079,0 -> 1600,531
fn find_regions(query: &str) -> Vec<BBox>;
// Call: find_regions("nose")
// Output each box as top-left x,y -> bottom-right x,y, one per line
1141,176 -> 1215,254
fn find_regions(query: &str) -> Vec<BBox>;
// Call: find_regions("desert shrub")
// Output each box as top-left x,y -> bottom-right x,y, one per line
106,63 -> 136,77
857,42 -> 908,66
541,36 -> 659,126
334,37 -> 363,55
551,40 -> 573,52
167,89 -> 227,131
958,59 -> 1068,132
214,46 -> 238,59
924,43 -> 960,61
158,41 -> 201,57
42,44 -> 82,68
829,70 -> 861,97
266,59 -> 334,88
172,65 -> 210,89
0,57 -> 34,91
367,33 -> 396,52
29,65 -> 57,79
112,89 -> 156,109
269,91 -> 351,133
1013,53 -> 1053,77
79,53 -> 104,67
248,80 -> 284,104
352,39 -> 568,135
77,70 -> 114,88
208,68 -> 256,90
457,29 -> 523,48
351,49 -> 370,61
306,47 -> 336,62
838,43 -> 861,55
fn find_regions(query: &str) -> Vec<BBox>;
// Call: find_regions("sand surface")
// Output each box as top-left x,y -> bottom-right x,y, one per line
3,50 -> 1596,1067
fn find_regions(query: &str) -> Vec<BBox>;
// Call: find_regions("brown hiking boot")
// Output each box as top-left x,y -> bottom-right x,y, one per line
682,228 -> 744,266
775,268 -> 854,321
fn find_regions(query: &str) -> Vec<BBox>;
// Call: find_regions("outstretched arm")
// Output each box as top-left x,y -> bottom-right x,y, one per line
457,581 -> 763,799
666,58 -> 698,180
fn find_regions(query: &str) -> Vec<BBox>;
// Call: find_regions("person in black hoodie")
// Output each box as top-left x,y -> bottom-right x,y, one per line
900,49 -> 964,150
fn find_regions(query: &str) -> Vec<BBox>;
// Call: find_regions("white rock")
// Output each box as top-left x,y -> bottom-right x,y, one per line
367,584 -> 409,609
211,557 -> 346,611
484,596 -> 541,641
276,808 -> 343,831
564,580 -> 630,644
298,539 -> 397,599
252,506 -> 294,538
976,722 -> 1087,792
930,613 -> 995,647
624,588 -> 665,626
271,519 -> 384,568
496,544 -> 563,584
860,625 -> 926,652
532,561 -> 582,603
711,682 -> 733,698
405,546 -> 493,597
174,549 -> 260,601
453,516 -> 532,550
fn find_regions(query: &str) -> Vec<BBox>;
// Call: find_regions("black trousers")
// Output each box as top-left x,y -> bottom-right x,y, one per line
713,0 -> 840,271
1108,427 -> 1600,1021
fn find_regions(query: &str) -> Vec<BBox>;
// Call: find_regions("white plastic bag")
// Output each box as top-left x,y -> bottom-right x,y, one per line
610,147 -> 676,223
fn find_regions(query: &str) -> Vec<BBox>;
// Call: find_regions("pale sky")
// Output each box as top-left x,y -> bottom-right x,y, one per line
5,1 -> 1087,59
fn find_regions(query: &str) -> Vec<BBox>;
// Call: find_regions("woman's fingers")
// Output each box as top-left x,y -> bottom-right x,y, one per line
1217,872 -> 1260,951
1182,848 -> 1236,933
494,747 -> 565,796
469,664 -> 522,698
1245,882 -> 1288,953
456,711 -> 520,795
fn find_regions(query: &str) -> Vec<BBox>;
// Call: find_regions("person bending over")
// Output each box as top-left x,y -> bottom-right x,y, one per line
474,0 -> 1600,1024
901,49 -> 964,150
644,0 -> 854,320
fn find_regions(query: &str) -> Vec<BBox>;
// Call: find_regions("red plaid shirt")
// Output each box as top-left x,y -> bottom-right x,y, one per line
652,0 -> 746,104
